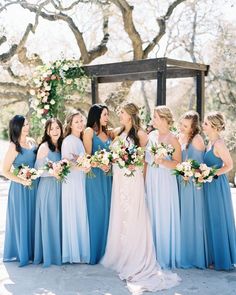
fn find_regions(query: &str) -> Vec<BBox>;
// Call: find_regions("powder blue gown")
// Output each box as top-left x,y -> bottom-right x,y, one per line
61,134 -> 90,263
204,145 -> 236,270
178,143 -> 208,269
86,133 -> 112,264
34,149 -> 62,267
3,146 -> 37,266
145,130 -> 181,269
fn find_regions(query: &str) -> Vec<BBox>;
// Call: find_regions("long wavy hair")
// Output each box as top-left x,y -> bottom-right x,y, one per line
86,104 -> 108,134
64,110 -> 83,139
38,118 -> 63,152
9,115 -> 26,153
118,103 -> 141,146
180,110 -> 201,149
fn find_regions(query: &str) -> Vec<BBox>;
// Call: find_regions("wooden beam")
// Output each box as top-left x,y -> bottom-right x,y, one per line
156,59 -> 167,106
91,77 -> 98,104
97,68 -> 200,83
166,58 -> 208,71
196,71 -> 205,121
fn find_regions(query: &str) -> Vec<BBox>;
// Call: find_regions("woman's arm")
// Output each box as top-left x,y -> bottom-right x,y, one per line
2,143 -> 31,186
156,136 -> 182,169
83,127 -> 94,155
214,140 -> 233,176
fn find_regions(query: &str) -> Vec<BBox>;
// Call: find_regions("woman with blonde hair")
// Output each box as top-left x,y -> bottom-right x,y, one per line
203,111 -> 236,270
145,105 -> 181,269
178,110 -> 208,269
101,103 -> 180,294
61,111 -> 90,264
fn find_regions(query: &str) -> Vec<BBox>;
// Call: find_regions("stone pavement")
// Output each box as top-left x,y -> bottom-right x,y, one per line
0,139 -> 236,295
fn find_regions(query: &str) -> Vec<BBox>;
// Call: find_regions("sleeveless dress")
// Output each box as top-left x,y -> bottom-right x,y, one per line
101,133 -> 181,295
204,145 -> 236,270
3,146 -> 37,266
145,130 -> 181,269
86,133 -> 112,264
34,150 -> 62,267
61,134 -> 90,263
178,143 -> 208,269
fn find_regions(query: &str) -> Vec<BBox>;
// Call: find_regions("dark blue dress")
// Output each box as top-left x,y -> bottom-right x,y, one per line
178,143 -> 208,269
86,133 -> 112,264
34,150 -> 62,267
3,146 -> 37,266
204,145 -> 236,270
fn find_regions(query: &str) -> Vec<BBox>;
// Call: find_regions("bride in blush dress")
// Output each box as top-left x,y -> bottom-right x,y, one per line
101,103 -> 181,295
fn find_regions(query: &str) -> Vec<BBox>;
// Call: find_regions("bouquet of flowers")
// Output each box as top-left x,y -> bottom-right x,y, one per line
13,164 -> 42,187
91,149 -> 113,175
173,159 -> 199,185
75,154 -> 95,178
44,159 -> 71,182
192,163 -> 217,188
110,139 -> 145,177
148,142 -> 175,167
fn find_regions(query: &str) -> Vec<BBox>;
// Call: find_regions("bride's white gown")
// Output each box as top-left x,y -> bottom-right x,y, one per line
101,134 -> 181,295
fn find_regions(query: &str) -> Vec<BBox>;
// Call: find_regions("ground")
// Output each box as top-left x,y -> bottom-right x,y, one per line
0,139 -> 236,295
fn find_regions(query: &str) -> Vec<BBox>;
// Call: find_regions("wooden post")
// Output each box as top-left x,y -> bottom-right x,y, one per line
156,58 -> 167,106
91,77 -> 99,104
196,71 -> 205,121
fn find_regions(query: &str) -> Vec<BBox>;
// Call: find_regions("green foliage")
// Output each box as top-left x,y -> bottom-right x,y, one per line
29,60 -> 89,138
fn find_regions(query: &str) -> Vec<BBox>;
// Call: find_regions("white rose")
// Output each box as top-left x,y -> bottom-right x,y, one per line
41,118 -> 47,125
50,99 -> 56,105
44,104 -> 50,110
47,70 -> 52,75
66,79 -> 72,85
30,89 -> 36,96
63,64 -> 69,71
195,172 -> 201,178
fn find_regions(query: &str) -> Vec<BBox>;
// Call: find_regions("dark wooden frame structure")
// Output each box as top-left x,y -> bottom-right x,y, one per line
83,58 -> 209,120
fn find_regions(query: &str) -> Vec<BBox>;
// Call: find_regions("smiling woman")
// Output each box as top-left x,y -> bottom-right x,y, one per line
34,118 -> 63,267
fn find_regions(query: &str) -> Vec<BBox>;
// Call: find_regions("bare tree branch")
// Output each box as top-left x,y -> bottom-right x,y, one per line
110,0 -> 143,60
20,1 -> 109,63
0,35 -> 6,46
143,0 -> 186,58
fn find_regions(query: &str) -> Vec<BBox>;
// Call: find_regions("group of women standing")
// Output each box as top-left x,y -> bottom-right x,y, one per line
2,102 -> 236,294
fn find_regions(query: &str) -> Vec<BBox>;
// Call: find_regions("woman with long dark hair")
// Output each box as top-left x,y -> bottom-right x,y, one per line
34,118 -> 63,267
83,104 -> 112,264
2,115 -> 37,266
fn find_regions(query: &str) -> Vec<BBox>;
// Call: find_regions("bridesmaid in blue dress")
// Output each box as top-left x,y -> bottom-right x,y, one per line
83,104 -> 112,264
3,115 -> 37,266
203,111 -> 236,270
34,118 -> 63,267
145,106 -> 181,269
61,111 -> 90,263
178,111 -> 208,269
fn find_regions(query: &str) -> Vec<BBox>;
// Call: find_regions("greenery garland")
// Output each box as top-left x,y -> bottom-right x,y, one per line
30,60 -> 89,137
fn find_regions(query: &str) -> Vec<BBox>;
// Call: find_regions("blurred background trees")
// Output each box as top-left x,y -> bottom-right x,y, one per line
0,0 -> 235,178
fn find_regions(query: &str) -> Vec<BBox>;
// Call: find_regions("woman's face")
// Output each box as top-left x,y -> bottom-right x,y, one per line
47,121 -> 61,142
21,119 -> 30,137
100,108 -> 109,127
202,118 -> 213,135
71,114 -> 84,134
119,108 -> 131,126
152,111 -> 166,129
179,118 -> 192,136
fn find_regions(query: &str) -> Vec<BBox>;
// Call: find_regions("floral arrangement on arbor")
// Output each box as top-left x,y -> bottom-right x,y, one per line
30,60 -> 89,135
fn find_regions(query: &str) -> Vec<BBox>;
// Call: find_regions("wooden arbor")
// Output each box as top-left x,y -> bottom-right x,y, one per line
83,58 -> 209,120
